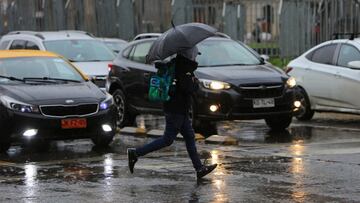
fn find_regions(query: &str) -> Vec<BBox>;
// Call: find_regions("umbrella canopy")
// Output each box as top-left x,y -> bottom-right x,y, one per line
146,23 -> 217,63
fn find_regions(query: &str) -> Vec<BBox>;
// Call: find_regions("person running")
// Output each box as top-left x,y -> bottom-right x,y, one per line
127,48 -> 217,179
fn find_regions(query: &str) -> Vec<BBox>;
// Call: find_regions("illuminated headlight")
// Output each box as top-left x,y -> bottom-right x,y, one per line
286,77 -> 297,88
0,96 -> 39,113
100,93 -> 114,110
200,79 -> 231,90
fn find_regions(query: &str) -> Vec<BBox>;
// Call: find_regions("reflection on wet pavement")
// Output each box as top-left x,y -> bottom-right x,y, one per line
0,113 -> 360,202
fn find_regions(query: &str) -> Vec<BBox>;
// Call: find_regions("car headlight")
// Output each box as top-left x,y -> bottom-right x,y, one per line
286,77 -> 296,88
0,96 -> 39,113
200,79 -> 231,90
99,93 -> 114,110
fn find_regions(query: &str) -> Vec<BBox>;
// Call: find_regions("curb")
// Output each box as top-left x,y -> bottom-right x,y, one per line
120,127 -> 147,136
118,127 -> 237,145
205,135 -> 239,145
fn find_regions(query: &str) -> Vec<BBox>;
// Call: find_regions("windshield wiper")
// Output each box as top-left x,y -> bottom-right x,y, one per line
0,75 -> 25,82
23,77 -> 81,83
68,59 -> 80,63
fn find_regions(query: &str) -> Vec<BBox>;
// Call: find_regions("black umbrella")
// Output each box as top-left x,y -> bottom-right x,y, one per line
146,22 -> 217,63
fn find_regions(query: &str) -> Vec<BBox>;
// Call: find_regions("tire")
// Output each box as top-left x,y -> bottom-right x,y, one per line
265,114 -> 293,131
112,89 -> 136,128
0,142 -> 10,153
193,119 -> 218,137
190,99 -> 218,137
0,106 -> 11,153
295,88 -> 315,121
91,134 -> 114,147
24,140 -> 51,152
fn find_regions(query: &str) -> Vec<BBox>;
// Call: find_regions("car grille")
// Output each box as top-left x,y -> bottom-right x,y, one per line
40,104 -> 99,117
239,84 -> 284,99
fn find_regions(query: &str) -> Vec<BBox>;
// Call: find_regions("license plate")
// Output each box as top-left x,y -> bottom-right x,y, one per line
61,118 -> 87,129
253,98 -> 275,108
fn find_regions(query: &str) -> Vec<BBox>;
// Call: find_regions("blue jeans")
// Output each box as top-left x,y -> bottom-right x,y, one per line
136,113 -> 203,170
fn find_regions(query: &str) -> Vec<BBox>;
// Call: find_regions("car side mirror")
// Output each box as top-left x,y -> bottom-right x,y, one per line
260,54 -> 270,61
348,61 -> 360,70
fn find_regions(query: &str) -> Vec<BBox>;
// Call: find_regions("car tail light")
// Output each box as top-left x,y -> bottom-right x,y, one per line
108,64 -> 114,72
285,66 -> 293,74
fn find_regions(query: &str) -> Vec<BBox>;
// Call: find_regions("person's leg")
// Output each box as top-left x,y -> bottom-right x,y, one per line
180,115 -> 203,171
136,113 -> 182,156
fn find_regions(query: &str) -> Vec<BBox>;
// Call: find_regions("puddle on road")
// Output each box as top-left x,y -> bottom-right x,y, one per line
135,114 -> 360,145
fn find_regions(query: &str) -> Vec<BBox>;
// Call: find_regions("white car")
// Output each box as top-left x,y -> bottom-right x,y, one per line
287,36 -> 360,120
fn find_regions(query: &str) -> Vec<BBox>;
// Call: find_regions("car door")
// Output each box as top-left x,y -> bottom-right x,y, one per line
332,43 -> 360,110
302,43 -> 340,108
123,41 -> 160,110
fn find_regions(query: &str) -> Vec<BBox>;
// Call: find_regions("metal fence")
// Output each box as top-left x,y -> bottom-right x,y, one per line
0,0 -> 359,58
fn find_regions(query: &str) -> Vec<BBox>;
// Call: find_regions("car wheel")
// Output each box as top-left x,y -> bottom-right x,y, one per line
190,99 -> 218,137
295,88 -> 315,121
0,141 -> 10,153
91,134 -> 114,147
265,114 -> 293,131
25,140 -> 51,152
0,108 -> 11,153
193,119 -> 218,137
112,89 -> 136,128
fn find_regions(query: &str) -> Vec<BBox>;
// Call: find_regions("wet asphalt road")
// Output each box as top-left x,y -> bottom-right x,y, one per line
0,113 -> 360,202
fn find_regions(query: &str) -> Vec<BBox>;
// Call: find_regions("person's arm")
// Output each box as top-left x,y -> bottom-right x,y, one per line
177,72 -> 198,94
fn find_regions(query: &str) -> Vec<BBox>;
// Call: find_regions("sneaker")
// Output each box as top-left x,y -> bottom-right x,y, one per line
196,164 -> 217,179
127,148 -> 138,174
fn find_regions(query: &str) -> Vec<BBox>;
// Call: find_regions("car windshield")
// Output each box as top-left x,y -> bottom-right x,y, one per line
197,40 -> 261,67
44,40 -> 115,62
105,41 -> 127,53
0,57 -> 85,84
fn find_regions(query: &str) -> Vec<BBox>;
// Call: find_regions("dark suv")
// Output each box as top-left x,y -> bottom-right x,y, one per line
106,37 -> 298,135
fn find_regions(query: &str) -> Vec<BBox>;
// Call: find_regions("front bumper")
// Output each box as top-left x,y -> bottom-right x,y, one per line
3,106 -> 116,142
195,87 -> 296,120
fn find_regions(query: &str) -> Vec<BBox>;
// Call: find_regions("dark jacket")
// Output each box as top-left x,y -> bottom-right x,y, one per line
164,55 -> 199,114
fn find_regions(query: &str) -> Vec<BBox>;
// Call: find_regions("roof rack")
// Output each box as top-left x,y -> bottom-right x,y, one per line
332,33 -> 360,40
58,30 -> 95,37
8,31 -> 45,39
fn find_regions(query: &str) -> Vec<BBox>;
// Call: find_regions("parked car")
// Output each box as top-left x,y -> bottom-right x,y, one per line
106,36 -> 298,135
0,50 -> 116,153
0,30 -> 116,89
97,37 -> 128,54
287,36 -> 360,120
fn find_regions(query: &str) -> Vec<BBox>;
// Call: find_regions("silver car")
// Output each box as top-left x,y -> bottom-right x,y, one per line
0,30 -> 115,88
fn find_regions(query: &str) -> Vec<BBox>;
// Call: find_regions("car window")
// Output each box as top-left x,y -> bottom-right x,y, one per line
0,40 -> 10,49
337,44 -> 360,68
310,44 -> 337,65
122,46 -> 133,58
44,40 -> 115,62
26,41 -> 40,50
9,40 -> 26,50
129,42 -> 153,64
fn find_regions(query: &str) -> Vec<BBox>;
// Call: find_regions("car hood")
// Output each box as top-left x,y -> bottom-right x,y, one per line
1,82 -> 106,105
195,64 -> 287,86
72,61 -> 111,77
